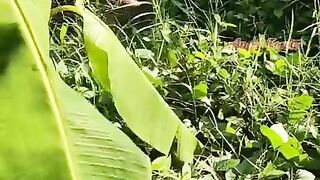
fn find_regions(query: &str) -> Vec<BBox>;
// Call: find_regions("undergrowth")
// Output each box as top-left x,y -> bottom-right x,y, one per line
50,0 -> 320,179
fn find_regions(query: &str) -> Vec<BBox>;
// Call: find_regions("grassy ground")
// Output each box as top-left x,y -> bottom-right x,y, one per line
50,0 -> 320,179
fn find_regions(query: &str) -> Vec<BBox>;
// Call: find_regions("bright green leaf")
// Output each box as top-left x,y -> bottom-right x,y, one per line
151,155 -> 171,172
275,59 -> 287,74
270,123 -> 288,143
218,68 -> 230,79
288,95 -> 313,111
278,137 -> 303,160
83,10 -> 197,162
161,23 -> 172,43
0,1 -> 151,179
194,51 -> 206,60
260,125 -> 284,149
193,82 -> 208,100
238,48 -> 251,59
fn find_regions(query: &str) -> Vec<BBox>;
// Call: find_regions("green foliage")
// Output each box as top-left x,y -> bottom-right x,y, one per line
48,0 -> 320,179
0,0 -> 151,179
83,9 -> 198,162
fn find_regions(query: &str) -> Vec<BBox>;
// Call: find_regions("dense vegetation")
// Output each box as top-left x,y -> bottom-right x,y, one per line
1,0 -> 320,179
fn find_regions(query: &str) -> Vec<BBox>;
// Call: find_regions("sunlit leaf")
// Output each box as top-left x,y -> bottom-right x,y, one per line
275,59 -> 287,74
218,68 -> 230,79
260,125 -> 284,149
238,48 -> 251,59
0,1 -> 151,179
194,51 -> 206,60
83,10 -> 197,162
278,137 -> 303,160
181,163 -> 192,180
151,155 -> 171,172
270,123 -> 288,143
288,95 -> 313,110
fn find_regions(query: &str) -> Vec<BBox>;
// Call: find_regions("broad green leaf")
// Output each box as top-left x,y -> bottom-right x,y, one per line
288,95 -> 313,111
0,1 -> 151,179
278,137 -> 303,160
261,125 -> 303,160
289,110 -> 307,123
193,82 -> 208,100
260,125 -> 284,149
83,10 -> 197,162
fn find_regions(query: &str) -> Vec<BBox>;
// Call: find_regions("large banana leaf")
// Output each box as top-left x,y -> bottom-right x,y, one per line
0,1 -> 151,179
83,10 -> 198,163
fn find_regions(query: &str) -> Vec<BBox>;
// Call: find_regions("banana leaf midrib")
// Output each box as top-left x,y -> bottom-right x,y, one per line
12,0 -> 77,179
